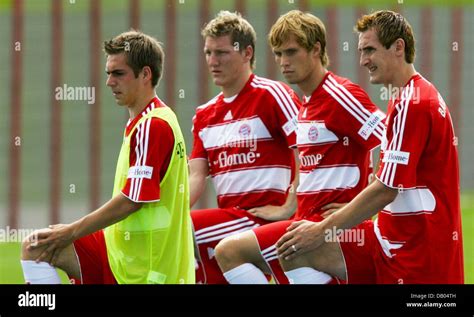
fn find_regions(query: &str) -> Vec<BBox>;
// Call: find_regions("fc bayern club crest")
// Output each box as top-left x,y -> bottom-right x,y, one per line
239,123 -> 251,137
308,125 -> 319,142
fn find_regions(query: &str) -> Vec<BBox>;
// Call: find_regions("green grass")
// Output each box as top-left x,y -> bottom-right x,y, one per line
1,192 -> 473,284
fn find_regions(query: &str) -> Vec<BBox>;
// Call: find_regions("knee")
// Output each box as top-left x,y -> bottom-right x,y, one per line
278,253 -> 312,272
215,236 -> 242,270
21,231 -> 40,261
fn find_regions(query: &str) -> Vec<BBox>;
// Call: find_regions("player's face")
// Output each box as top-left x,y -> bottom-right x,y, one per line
204,35 -> 251,89
358,28 -> 396,86
105,53 -> 141,106
273,36 -> 318,85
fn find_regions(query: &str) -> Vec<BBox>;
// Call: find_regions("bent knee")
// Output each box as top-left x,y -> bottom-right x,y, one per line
21,231 -> 42,261
215,236 -> 240,267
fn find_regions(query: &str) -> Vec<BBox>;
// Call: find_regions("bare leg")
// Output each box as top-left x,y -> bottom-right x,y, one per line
21,229 -> 81,281
279,241 -> 347,281
216,230 -> 271,275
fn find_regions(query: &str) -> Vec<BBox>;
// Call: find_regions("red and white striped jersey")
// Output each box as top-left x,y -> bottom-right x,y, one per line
121,97 -> 174,202
375,74 -> 463,282
190,74 -> 301,209
295,72 -> 385,219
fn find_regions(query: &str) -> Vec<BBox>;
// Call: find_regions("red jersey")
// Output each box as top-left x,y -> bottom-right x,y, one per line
375,74 -> 463,283
296,72 -> 385,219
190,74 -> 301,209
121,97 -> 174,202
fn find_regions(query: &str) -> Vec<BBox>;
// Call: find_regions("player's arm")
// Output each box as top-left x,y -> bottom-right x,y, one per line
29,194 -> 142,263
248,148 -> 299,221
277,179 -> 398,260
189,159 -> 209,208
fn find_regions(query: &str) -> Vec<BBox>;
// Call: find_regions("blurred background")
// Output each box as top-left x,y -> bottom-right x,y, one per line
0,0 -> 472,283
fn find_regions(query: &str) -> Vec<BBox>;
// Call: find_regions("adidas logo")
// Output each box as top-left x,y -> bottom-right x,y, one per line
207,247 -> 215,259
223,110 -> 233,121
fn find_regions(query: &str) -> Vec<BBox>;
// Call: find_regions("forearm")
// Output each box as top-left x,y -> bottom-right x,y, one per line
69,194 -> 142,240
189,174 -> 207,208
322,180 -> 398,232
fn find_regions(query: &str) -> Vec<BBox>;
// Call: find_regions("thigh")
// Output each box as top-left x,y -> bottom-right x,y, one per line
338,220 -> 377,284
70,230 -> 117,284
253,220 -> 294,283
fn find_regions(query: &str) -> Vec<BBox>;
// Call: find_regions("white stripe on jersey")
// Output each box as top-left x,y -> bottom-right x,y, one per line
373,218 -> 404,258
297,165 -> 360,193
379,80 -> 414,187
382,187 -> 436,215
324,75 -> 384,140
212,167 -> 291,197
251,76 -> 299,122
199,116 -> 272,150
130,117 -> 152,201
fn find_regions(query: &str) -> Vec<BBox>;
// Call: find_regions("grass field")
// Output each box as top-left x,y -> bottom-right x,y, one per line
1,192 -> 473,284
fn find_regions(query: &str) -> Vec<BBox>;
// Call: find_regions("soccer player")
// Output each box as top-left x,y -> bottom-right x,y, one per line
20,31 -> 195,284
276,10 -> 464,284
189,11 -> 301,284
215,10 -> 385,284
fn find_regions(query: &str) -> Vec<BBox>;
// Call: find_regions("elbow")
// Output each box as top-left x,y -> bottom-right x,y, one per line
375,180 -> 399,206
124,199 -> 142,216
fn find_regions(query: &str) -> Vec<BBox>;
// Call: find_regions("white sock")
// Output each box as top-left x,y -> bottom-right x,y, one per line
285,267 -> 333,284
223,263 -> 268,284
21,260 -> 61,284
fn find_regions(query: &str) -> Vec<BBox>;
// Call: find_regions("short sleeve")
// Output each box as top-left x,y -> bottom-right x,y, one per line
189,113 -> 208,160
332,83 -> 385,150
122,117 -> 174,202
270,83 -> 301,148
376,98 -> 430,189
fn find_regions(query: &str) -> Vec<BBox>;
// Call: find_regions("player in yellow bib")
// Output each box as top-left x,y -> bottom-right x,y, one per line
20,31 -> 194,284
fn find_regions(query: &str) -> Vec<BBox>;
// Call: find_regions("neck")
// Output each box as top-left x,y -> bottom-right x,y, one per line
299,65 -> 328,98
386,63 -> 416,91
128,90 -> 156,119
222,68 -> 252,98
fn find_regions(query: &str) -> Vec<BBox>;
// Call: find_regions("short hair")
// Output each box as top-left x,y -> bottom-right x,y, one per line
103,30 -> 164,87
268,10 -> 329,67
201,10 -> 257,68
355,10 -> 416,64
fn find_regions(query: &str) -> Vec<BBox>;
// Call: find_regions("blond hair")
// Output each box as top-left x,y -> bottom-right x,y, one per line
268,10 -> 329,67
104,30 -> 164,87
201,11 -> 257,68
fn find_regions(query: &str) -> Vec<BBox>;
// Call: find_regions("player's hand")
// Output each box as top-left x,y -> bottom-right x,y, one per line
28,224 -> 74,265
276,220 -> 325,261
247,205 -> 293,221
321,202 -> 348,218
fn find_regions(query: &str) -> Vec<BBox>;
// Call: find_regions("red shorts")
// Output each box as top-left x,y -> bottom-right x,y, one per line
253,214 -> 324,284
70,230 -> 117,284
338,220 -> 377,284
192,207 -> 271,284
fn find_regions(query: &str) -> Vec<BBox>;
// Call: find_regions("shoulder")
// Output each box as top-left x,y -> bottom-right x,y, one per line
250,75 -> 296,97
196,93 -> 221,113
325,73 -> 371,101
133,117 -> 174,141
